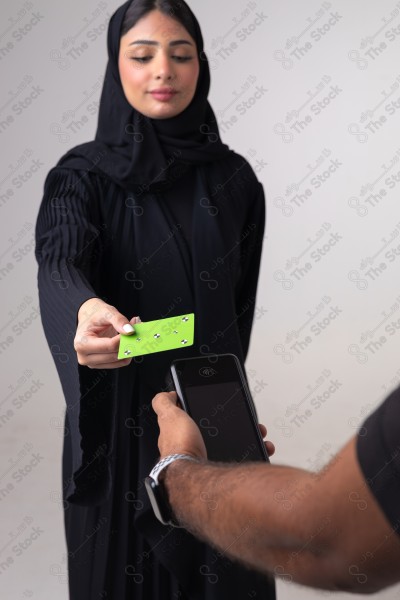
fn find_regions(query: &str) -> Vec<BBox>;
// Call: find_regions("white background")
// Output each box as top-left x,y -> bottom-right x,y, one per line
1,1 -> 400,598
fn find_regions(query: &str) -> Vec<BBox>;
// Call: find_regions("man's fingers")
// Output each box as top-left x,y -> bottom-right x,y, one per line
259,424 -> 267,438
152,391 -> 208,460
258,424 -> 275,456
266,441 -> 275,457
152,392 -> 179,416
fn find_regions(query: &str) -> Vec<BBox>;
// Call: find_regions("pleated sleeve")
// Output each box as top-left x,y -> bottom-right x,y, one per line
35,168 -> 115,505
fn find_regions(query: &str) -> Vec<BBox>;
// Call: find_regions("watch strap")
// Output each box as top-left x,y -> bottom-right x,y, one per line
149,453 -> 199,484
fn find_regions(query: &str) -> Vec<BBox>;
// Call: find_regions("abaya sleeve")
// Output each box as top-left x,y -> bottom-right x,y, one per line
235,182 -> 266,359
35,168 -> 114,505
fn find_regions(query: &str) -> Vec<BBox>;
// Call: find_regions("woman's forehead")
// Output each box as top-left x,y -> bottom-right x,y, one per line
120,10 -> 196,45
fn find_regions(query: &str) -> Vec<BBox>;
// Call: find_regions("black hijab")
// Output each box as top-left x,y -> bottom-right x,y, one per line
56,0 -> 231,190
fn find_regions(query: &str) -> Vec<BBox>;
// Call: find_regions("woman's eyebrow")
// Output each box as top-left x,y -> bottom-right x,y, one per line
170,40 -> 193,47
129,39 -> 193,47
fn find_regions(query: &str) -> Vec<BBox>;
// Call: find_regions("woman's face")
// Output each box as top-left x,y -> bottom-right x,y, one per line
118,10 -> 200,119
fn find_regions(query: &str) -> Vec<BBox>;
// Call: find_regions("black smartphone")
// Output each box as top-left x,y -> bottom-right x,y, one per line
170,354 -> 269,463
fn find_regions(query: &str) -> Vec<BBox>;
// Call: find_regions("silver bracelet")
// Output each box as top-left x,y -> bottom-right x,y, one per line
149,453 -> 199,484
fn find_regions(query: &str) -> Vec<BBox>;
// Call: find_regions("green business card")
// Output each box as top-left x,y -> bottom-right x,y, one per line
118,313 -> 195,359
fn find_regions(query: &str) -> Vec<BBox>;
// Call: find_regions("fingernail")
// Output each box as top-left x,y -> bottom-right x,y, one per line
123,324 -> 134,333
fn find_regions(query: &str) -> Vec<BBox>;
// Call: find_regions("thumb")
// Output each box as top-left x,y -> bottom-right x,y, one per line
152,392 -> 179,417
102,305 -> 135,335
78,299 -> 135,335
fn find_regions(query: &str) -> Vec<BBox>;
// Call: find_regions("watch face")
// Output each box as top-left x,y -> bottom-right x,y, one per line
145,476 -> 172,526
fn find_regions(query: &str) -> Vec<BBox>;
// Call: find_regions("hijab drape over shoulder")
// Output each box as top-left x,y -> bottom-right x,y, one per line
56,0 -> 231,190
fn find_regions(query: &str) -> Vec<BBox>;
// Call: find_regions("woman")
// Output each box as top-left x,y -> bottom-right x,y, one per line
35,1 -> 273,598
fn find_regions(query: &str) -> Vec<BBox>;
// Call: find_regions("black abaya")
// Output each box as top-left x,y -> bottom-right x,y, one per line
36,155 -> 275,599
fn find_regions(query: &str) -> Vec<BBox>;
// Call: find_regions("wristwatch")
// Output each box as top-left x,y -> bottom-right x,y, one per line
145,454 -> 199,527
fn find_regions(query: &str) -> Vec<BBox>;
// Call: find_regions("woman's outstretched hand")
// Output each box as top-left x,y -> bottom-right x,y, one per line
74,297 -> 139,369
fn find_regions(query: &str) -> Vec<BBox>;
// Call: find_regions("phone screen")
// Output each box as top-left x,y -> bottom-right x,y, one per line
171,355 -> 268,463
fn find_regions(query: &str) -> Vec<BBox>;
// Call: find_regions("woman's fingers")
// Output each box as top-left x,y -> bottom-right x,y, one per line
86,358 -> 132,369
74,333 -> 121,355
265,441 -> 275,457
77,298 -> 136,335
74,299 -> 140,369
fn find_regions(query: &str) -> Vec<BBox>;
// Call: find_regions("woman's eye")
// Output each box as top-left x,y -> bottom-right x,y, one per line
172,56 -> 193,63
129,55 -> 193,64
131,56 -> 152,63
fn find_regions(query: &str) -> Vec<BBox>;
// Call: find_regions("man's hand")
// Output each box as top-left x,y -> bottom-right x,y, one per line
152,392 -> 207,460
259,424 -> 275,457
152,392 -> 275,460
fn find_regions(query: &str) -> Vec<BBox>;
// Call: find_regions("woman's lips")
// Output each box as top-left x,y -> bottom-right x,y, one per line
150,89 -> 177,102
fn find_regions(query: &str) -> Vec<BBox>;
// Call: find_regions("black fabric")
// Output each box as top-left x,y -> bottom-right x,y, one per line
357,387 -> 400,535
35,162 -> 272,599
162,165 -> 195,245
35,1 -> 274,598
56,0 -> 231,191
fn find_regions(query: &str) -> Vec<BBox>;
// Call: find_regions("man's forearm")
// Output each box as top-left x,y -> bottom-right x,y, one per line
153,394 -> 400,593
163,459 -> 336,589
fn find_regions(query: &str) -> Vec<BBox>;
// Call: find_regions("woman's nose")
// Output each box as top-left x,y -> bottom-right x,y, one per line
155,54 -> 174,80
